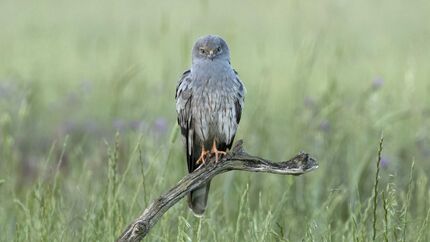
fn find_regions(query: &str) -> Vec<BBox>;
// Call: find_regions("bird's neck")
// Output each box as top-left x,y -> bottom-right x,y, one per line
192,59 -> 232,73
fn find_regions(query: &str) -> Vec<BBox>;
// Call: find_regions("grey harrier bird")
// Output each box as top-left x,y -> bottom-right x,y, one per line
175,35 -> 245,216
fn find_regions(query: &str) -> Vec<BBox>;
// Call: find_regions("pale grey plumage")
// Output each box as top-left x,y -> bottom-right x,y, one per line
175,35 -> 245,215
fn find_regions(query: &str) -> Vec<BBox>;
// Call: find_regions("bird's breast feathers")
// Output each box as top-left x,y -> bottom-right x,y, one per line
188,72 -> 241,142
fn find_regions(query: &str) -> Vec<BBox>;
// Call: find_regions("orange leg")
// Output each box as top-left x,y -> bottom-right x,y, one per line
211,140 -> 227,163
195,144 -> 209,166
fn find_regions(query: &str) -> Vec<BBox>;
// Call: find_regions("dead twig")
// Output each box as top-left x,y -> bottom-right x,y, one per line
117,140 -> 318,242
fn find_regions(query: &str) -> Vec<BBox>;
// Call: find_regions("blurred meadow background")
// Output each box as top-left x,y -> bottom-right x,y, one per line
1,0 -> 430,241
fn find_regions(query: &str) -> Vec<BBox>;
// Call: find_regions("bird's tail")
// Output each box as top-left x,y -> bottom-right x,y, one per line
188,182 -> 211,216
186,137 -> 230,216
186,137 -> 212,216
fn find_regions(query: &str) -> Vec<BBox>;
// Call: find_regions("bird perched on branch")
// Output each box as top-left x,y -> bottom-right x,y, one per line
175,35 -> 245,216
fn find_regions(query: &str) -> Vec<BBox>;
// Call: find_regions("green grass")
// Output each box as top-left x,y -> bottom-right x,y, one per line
1,0 -> 430,241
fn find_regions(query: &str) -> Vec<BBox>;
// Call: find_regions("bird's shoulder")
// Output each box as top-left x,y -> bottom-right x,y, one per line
175,69 -> 192,100
232,69 -> 245,97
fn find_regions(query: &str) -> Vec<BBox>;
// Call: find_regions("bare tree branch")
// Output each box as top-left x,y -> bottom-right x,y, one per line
116,140 -> 318,242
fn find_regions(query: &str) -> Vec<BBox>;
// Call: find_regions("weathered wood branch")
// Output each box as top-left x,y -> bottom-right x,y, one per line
117,140 -> 318,242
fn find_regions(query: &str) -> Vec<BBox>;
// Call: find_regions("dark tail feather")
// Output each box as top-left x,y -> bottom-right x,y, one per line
187,140 -> 228,216
187,140 -> 211,216
188,182 -> 211,216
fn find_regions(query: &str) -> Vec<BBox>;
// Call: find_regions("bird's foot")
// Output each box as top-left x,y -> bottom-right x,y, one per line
195,146 -> 209,169
210,140 -> 227,163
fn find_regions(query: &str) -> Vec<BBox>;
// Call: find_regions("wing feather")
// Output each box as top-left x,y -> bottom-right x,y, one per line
226,70 -> 245,149
175,70 -> 197,173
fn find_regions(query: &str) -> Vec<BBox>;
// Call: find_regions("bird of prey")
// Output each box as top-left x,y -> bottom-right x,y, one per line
175,35 -> 245,216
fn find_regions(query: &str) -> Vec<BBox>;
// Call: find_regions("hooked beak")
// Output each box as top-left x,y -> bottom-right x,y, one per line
208,50 -> 215,60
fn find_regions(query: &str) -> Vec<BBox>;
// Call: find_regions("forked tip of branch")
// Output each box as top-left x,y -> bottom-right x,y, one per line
284,152 -> 318,175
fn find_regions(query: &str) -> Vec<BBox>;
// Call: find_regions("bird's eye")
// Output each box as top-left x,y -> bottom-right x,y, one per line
216,47 -> 222,53
199,48 -> 206,54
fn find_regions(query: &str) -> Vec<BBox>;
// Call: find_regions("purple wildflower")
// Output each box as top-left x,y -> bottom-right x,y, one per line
372,77 -> 384,90
129,120 -> 145,131
112,119 -> 126,131
153,117 -> 168,135
380,155 -> 390,168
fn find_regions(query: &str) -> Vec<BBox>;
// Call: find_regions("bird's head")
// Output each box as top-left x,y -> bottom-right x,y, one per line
192,35 -> 230,62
